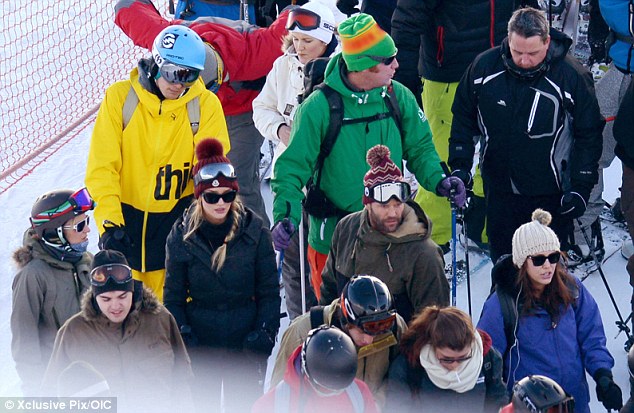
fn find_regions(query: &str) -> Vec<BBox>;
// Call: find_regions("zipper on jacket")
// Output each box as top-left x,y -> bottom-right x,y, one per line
527,92 -> 541,134
436,26 -> 445,67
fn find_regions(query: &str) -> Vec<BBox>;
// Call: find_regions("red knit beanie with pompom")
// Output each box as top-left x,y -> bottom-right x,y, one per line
363,145 -> 403,205
192,138 -> 238,198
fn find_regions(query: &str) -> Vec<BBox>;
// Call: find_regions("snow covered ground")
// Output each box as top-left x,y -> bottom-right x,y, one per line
0,124 -> 632,411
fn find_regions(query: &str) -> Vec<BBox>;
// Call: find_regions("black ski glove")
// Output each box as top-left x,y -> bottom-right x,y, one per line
558,191 -> 587,219
243,328 -> 276,356
451,169 -> 473,191
336,0 -> 359,16
99,221 -> 132,255
594,368 -> 623,411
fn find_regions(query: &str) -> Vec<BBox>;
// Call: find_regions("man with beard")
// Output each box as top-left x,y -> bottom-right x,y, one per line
319,145 -> 450,322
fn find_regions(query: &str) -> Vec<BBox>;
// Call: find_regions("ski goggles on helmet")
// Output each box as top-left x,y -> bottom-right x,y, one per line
355,312 -> 397,335
158,62 -> 201,86
31,188 -> 95,225
90,263 -> 133,287
193,163 -> 237,186
364,182 -> 411,204
516,394 -> 574,413
286,8 -> 322,31
529,252 -> 561,266
62,216 -> 90,233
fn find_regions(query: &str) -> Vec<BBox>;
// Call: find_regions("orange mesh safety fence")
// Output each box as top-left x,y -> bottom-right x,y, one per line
0,2 -> 169,193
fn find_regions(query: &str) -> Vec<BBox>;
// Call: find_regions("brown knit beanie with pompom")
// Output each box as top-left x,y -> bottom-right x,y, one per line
512,209 -> 561,267
192,138 -> 238,198
362,145 -> 403,205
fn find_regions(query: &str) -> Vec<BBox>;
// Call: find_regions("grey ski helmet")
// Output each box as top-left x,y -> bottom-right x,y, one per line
512,375 -> 574,413
301,326 -> 357,394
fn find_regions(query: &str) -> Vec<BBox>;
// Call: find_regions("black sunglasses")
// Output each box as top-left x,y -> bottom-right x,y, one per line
437,349 -> 473,365
365,54 -> 397,66
529,252 -> 561,266
202,190 -> 237,204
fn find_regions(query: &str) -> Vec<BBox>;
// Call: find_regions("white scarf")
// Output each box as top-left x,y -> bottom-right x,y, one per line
418,332 -> 484,393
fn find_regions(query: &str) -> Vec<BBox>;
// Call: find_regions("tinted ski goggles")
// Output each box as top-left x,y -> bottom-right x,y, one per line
193,163 -> 237,186
364,182 -> 411,204
31,188 -> 95,225
355,311 -> 397,336
365,54 -> 397,66
202,190 -> 237,204
516,395 -> 574,413
90,263 -> 133,287
159,62 -> 201,86
62,216 -> 90,233
286,8 -> 321,31
528,252 -> 561,266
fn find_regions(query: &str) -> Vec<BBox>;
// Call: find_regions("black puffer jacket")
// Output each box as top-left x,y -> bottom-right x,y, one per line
164,205 -> 280,349
391,0 -> 537,102
448,29 -> 604,201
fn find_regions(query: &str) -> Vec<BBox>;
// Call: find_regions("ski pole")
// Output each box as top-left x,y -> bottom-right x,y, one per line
441,162 -> 458,306
577,218 -> 633,345
299,212 -> 307,315
276,250 -> 284,286
462,210 -> 473,317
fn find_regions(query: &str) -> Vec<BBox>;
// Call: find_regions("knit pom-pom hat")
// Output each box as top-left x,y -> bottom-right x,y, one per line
362,145 -> 403,205
512,209 -> 561,267
338,13 -> 397,71
192,138 -> 238,198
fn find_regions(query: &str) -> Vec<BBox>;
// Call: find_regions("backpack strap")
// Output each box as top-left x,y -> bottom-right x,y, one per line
497,289 -> 518,360
345,381 -> 365,413
312,84 -> 343,189
187,96 -> 200,135
122,86 -> 139,131
121,86 -> 200,135
309,305 -> 326,330
273,381 -> 291,413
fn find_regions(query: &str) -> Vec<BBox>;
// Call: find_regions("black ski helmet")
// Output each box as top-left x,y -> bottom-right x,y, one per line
30,188 -> 94,245
512,375 -> 575,413
301,326 -> 357,393
340,275 -> 396,335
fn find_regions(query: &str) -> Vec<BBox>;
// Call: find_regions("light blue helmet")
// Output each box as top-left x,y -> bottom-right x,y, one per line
152,25 -> 206,70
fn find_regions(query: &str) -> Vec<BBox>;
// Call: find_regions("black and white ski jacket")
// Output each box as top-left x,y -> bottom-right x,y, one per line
448,29 -> 604,201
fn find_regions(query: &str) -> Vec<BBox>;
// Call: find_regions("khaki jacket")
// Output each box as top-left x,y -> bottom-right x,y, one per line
320,201 -> 449,321
43,285 -> 193,412
11,229 -> 92,395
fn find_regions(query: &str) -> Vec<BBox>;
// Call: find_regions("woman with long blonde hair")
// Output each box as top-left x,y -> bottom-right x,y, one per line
164,138 -> 280,413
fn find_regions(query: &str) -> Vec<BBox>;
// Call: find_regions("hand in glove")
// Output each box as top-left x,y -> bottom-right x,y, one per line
451,169 -> 473,191
180,325 -> 198,348
272,219 -> 295,251
98,221 -> 133,255
336,0 -> 359,16
594,368 -> 623,411
243,329 -> 276,356
436,176 -> 467,208
558,191 -> 587,219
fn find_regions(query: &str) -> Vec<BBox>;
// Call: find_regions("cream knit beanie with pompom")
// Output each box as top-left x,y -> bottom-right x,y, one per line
511,209 -> 561,267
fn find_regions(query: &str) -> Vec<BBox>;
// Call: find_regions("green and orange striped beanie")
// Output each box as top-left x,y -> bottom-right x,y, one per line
338,13 -> 397,72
